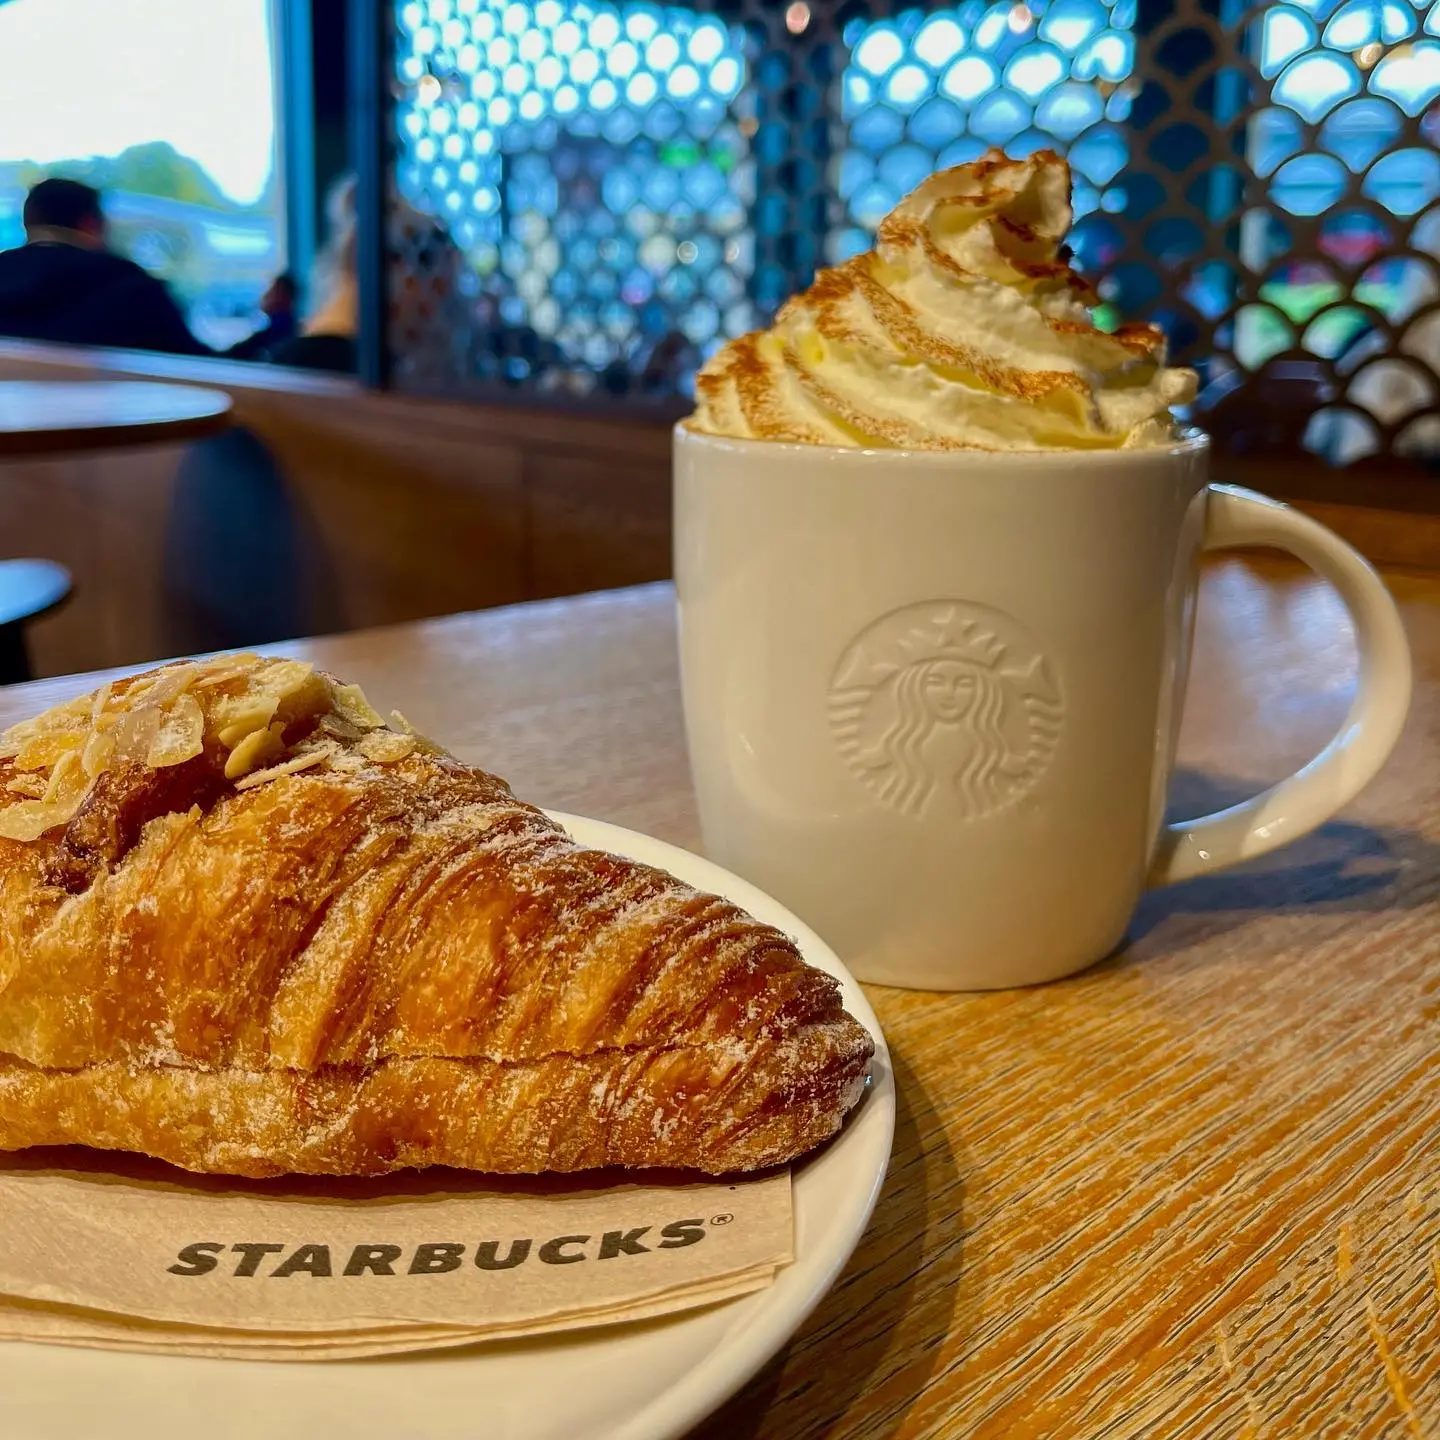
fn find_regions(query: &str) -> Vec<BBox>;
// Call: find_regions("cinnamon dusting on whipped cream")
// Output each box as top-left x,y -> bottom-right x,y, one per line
688,149 -> 1197,452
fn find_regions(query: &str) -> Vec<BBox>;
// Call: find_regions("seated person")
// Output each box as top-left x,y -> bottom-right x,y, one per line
0,178 -> 209,356
268,179 -> 358,374
268,175 -> 464,378
225,271 -> 299,361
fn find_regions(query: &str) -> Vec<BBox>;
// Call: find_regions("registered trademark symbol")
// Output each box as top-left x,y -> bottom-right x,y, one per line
709,1213 -> 734,1226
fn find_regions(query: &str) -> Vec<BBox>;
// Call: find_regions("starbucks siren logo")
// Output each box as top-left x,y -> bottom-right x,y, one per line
828,601 -> 1063,819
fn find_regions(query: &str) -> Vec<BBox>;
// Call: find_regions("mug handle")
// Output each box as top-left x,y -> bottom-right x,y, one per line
1148,483 -> 1412,888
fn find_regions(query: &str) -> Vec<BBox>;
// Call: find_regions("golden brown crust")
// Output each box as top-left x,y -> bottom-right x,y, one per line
0,1033 -> 870,1178
0,659 -> 874,1176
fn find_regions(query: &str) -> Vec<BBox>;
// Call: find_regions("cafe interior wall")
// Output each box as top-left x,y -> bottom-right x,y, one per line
381,0 -> 1440,504
2,0 -> 1436,681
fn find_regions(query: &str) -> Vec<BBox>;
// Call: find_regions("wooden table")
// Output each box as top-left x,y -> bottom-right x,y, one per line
0,380 -> 231,456
1,556 -> 1437,1438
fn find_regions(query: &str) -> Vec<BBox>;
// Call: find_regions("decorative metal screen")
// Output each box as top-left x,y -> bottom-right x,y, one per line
831,0 -> 1136,287
392,0 -> 756,396
389,0 -> 1439,467
1111,0 -> 1440,467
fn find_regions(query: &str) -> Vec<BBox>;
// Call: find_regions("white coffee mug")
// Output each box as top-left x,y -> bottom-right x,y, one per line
673,426 -> 1412,991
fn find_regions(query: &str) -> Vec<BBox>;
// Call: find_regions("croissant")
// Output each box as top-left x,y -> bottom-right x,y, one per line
0,655 -> 873,1178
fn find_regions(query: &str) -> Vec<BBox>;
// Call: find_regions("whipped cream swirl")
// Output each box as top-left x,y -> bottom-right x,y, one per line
689,150 -> 1197,451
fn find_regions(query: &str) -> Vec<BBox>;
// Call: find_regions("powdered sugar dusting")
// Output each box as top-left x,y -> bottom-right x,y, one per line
0,656 -> 875,1176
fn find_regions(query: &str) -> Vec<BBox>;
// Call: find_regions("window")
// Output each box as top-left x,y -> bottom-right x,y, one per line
0,0 -> 284,350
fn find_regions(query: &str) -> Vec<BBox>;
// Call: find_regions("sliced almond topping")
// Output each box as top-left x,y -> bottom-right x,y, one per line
146,692 -> 205,768
81,729 -> 116,780
89,682 -> 113,726
387,710 -> 445,757
43,748 -> 85,805
0,800 -> 69,843
10,746 -> 94,834
358,732 -> 415,764
193,653 -> 265,688
224,721 -> 287,781
274,671 -> 333,727
215,694 -> 280,748
0,697 -> 89,759
111,704 -> 163,766
233,743 -> 337,791
257,659 -> 315,702
214,702 -> 279,748
0,653 -> 436,841
13,730 -> 85,772
334,683 -> 385,730
137,663 -> 202,709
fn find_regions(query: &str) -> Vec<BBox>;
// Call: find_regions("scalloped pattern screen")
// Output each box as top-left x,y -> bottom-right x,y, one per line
390,0 -> 1439,465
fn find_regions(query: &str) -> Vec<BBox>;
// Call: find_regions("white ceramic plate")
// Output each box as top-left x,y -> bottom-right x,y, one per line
3,813 -> 894,1440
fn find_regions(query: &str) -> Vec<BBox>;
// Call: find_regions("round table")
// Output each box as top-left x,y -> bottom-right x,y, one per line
0,379 -> 232,682
0,379 -> 232,456
0,559 -> 70,628
0,558 -> 72,683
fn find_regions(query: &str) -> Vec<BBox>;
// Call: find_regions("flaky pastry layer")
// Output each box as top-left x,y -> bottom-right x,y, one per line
0,657 -> 874,1176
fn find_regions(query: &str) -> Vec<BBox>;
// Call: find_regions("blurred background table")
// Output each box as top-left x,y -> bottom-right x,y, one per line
1,554 -> 1437,1438
0,378 -> 231,683
0,380 -> 231,457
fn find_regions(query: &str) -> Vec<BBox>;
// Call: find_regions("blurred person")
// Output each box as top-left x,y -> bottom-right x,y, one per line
638,330 -> 699,393
0,177 -> 209,356
599,330 -> 697,398
474,289 -> 561,387
268,176 -> 359,373
269,175 -> 465,378
225,271 -> 299,361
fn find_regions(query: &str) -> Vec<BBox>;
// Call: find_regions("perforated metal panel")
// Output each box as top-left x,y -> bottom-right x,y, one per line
830,0 -> 1136,282
389,0 -> 1440,465
392,0 -> 757,397
1113,0 -> 1440,464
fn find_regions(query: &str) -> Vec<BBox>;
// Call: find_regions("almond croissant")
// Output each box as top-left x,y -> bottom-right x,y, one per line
0,656 -> 873,1177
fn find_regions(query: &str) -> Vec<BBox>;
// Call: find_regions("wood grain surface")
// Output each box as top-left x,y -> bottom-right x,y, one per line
0,381 -> 231,455
0,556 -> 1436,1438
0,341 -> 670,677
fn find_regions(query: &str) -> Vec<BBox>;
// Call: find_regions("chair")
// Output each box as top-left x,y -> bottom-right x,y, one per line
0,559 -> 73,684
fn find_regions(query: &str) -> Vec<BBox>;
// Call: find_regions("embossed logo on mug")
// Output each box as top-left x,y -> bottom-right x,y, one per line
829,601 -> 1063,819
